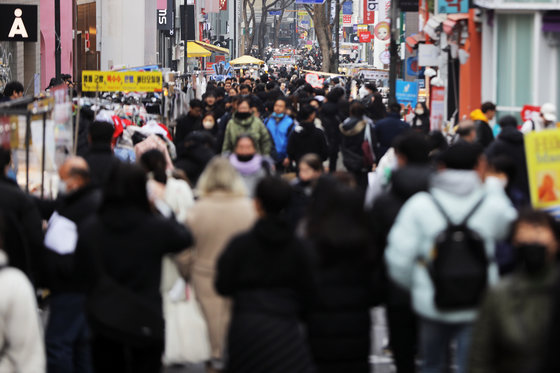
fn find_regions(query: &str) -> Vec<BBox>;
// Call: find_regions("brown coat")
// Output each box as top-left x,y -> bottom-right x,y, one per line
178,192 -> 257,360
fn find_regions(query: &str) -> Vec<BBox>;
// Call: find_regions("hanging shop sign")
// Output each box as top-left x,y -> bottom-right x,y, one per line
396,79 -> 419,109
438,0 -> 469,14
430,86 -> 445,131
81,71 -> 163,92
364,0 -> 377,24
525,129 -> 560,218
0,4 -> 38,42
157,0 -> 174,34
359,32 -> 373,43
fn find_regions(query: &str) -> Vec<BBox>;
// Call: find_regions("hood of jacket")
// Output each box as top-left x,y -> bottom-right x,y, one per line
233,114 -> 256,128
391,166 -> 432,201
339,116 -> 368,136
431,169 -> 482,196
470,109 -> 488,123
498,126 -> 524,145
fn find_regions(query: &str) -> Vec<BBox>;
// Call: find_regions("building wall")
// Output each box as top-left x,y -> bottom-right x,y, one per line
40,0 -> 73,89
98,0 -> 157,70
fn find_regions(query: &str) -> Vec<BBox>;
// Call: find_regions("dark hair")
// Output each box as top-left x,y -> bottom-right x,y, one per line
369,92 -> 387,120
239,84 -> 252,93
266,82 -> 276,91
481,102 -> 496,113
326,87 -> 345,103
0,147 -> 11,171
428,130 -> 449,152
89,121 -> 114,144
202,112 -> 216,121
101,163 -> 150,212
438,141 -> 484,170
299,153 -> 324,172
456,120 -> 476,137
365,82 -> 377,92
237,97 -> 252,109
488,155 -> 516,187
350,102 -> 366,118
255,176 -> 293,215
3,81 -> 24,97
388,102 -> 402,114
513,209 -> 560,243
415,101 -> 430,117
204,91 -> 216,99
499,115 -> 518,129
393,131 -> 429,165
215,87 -> 226,98
140,149 -> 168,184
189,99 -> 204,109
297,104 -> 316,122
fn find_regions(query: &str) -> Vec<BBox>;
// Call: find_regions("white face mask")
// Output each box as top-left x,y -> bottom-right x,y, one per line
203,120 -> 215,130
416,108 -> 424,115
58,180 -> 68,196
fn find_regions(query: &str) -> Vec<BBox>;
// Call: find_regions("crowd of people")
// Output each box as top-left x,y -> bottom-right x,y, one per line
0,73 -> 559,373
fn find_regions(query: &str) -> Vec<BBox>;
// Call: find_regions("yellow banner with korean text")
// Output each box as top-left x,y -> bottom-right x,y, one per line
525,128 -> 560,217
81,71 -> 163,92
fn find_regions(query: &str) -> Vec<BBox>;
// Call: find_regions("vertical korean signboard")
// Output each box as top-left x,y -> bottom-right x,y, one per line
157,0 -> 174,35
364,0 -> 376,24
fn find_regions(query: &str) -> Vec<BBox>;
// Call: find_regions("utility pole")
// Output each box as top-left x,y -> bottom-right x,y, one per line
333,0 -> 341,73
388,0 -> 399,102
55,0 -> 61,79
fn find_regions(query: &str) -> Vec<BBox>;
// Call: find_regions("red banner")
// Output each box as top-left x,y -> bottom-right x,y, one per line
364,0 -> 376,24
359,32 -> 372,43
219,0 -> 227,11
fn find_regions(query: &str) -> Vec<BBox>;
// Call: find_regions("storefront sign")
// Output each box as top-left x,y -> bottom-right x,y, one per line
220,0 -> 228,11
396,80 -> 419,109
0,4 -> 37,42
82,71 -> 163,92
521,105 -> 541,123
430,86 -> 445,131
359,69 -> 389,81
359,32 -> 373,43
157,0 -> 173,32
438,0 -> 469,14
343,15 -> 352,26
525,129 -> 560,217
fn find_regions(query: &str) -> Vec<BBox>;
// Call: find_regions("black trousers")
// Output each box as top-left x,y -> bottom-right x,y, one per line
91,334 -> 163,373
387,305 -> 418,373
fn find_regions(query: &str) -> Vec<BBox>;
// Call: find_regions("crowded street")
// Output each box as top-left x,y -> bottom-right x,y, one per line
0,0 -> 559,373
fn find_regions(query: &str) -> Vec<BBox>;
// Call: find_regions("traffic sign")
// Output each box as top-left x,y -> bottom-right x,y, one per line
296,0 -> 326,4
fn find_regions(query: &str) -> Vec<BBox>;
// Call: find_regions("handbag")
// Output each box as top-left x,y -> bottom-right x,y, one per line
362,122 -> 376,168
163,278 -> 211,364
86,226 -> 164,348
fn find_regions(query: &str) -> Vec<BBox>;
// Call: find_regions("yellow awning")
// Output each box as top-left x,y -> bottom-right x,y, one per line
229,55 -> 265,65
187,42 -> 212,57
194,41 -> 230,55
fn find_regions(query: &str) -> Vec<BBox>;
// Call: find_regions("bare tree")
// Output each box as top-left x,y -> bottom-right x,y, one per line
304,0 -> 337,72
241,0 -> 257,55
256,0 -> 295,58
272,0 -> 295,48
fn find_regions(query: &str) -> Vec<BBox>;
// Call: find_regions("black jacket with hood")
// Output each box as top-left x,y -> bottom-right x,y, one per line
339,116 -> 375,172
287,121 -> 329,165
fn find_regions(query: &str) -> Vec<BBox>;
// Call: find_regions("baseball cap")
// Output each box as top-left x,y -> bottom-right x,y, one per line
541,103 -> 557,122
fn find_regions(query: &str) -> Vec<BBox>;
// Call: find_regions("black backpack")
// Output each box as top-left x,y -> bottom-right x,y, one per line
428,195 -> 489,311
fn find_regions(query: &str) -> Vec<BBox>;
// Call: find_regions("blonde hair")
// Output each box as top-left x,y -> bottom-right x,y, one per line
196,157 -> 248,197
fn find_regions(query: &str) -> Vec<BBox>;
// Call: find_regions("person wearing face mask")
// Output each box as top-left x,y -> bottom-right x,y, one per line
287,105 -> 329,169
411,102 -> 430,134
174,99 -> 204,152
228,135 -> 275,197
287,154 -> 324,228
469,209 -> 559,373
264,98 -> 295,172
222,98 -> 273,156
201,113 -> 219,138
40,157 -> 102,373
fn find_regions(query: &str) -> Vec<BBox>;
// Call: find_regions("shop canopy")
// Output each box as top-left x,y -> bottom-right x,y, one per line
187,42 -> 212,58
194,41 -> 230,55
229,55 -> 265,65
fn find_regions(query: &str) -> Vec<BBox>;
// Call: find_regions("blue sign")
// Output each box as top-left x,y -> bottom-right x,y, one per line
396,80 -> 419,108
438,0 -> 468,14
406,56 -> 419,76
296,0 -> 326,4
342,1 -> 353,14
269,10 -> 282,15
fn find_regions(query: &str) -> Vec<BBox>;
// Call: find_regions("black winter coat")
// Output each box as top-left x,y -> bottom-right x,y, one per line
41,185 -> 102,294
76,206 -> 193,319
475,120 -> 495,148
287,121 -> 329,165
319,102 -> 344,170
174,113 -> 202,149
410,114 -> 430,134
216,217 -> 316,373
84,144 -> 120,188
339,116 -> 375,173
0,177 -> 44,285
374,113 -> 410,159
486,126 -> 530,206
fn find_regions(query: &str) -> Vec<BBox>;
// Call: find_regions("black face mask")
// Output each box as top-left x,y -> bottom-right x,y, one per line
516,243 -> 548,275
236,112 -> 252,120
237,154 -> 255,162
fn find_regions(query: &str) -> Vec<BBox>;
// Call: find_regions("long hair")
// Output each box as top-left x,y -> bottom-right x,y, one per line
196,157 -> 248,198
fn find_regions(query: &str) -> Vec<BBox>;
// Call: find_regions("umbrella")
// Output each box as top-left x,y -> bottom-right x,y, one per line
229,55 -> 265,65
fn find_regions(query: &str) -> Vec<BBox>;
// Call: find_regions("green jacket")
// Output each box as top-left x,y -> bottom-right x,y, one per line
469,266 -> 557,373
222,115 -> 273,156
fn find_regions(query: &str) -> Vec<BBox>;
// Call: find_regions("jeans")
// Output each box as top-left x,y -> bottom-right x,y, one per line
419,318 -> 473,373
46,293 -> 92,373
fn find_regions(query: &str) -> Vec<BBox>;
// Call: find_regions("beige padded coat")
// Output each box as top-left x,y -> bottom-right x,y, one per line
177,192 -> 257,361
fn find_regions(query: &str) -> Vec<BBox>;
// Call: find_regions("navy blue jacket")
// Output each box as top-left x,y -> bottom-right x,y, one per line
374,113 -> 410,159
